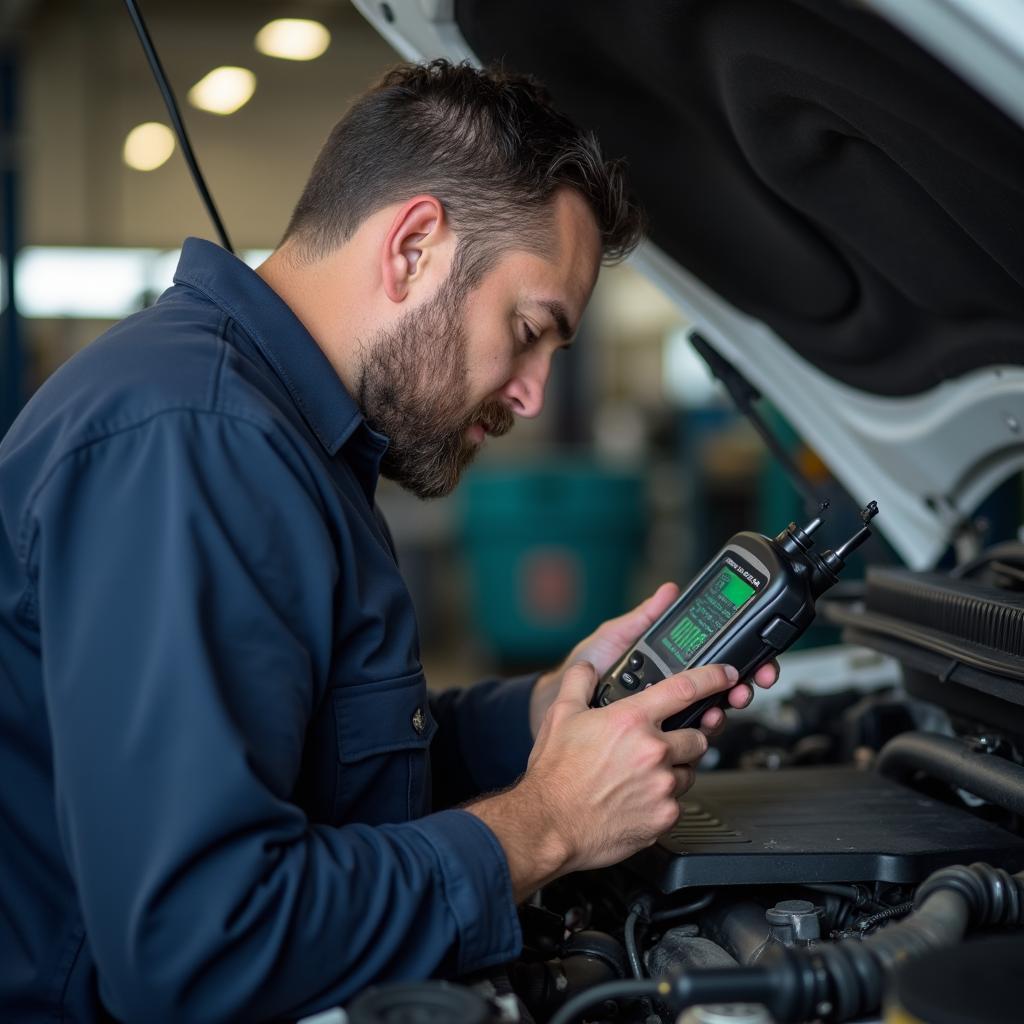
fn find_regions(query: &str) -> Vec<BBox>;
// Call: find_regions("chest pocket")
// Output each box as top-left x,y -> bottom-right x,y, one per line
332,669 -> 437,824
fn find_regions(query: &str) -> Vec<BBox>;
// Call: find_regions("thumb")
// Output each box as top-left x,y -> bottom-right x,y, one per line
601,582 -> 679,646
559,660 -> 599,708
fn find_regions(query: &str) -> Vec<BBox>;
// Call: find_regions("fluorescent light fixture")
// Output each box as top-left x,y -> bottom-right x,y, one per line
123,122 -> 176,171
16,248 -> 154,318
188,66 -> 256,115
255,18 -> 330,61
14,248 -> 272,319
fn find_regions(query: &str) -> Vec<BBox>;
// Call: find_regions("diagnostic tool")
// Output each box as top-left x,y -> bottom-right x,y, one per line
592,501 -> 879,730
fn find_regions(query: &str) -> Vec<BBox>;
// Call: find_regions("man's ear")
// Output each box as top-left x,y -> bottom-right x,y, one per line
381,195 -> 449,303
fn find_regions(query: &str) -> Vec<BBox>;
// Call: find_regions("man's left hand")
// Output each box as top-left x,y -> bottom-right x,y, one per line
529,582 -> 780,738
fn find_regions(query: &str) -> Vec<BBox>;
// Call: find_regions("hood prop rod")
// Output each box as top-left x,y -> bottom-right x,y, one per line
689,330 -> 829,516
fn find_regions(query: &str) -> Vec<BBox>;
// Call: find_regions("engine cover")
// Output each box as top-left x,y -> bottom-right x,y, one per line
632,766 -> 1024,891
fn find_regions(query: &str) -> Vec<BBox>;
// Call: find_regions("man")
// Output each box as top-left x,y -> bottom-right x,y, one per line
0,61 -> 776,1021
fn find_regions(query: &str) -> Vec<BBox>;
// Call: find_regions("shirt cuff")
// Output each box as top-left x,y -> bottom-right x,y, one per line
409,809 -> 523,975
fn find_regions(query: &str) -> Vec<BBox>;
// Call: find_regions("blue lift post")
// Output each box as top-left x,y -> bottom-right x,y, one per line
1,48 -> 23,436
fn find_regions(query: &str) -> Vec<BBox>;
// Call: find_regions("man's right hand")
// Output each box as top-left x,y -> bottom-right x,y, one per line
467,659 -> 739,901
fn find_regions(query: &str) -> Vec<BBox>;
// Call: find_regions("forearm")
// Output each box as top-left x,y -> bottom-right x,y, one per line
466,662 -> 736,904
466,778 -> 574,903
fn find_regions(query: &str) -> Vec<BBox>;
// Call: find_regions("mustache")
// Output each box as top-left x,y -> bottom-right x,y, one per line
474,400 -> 515,437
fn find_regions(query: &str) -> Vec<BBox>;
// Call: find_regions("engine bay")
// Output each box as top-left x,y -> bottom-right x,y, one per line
338,545 -> 1024,1024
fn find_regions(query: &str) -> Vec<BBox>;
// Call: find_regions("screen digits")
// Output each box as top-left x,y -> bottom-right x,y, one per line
659,563 -> 756,666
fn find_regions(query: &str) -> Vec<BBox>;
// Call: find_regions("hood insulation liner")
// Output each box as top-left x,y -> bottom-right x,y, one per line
456,0 -> 1024,396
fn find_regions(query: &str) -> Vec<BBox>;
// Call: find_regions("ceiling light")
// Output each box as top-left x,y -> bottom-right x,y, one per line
187,67 -> 257,115
123,122 -> 176,171
255,18 -> 331,61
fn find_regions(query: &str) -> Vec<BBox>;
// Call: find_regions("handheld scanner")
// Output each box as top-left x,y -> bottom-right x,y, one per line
591,501 -> 879,731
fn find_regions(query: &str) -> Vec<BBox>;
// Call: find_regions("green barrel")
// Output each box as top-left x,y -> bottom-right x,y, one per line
459,460 -> 647,664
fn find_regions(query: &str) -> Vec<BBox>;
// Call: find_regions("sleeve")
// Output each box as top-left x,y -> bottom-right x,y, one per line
31,410 -> 521,1023
429,674 -> 537,809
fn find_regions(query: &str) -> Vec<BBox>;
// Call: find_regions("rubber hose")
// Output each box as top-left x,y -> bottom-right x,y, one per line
915,861 -> 1024,926
574,864 -> 1024,1024
761,862 -> 1024,1021
876,731 -> 1024,815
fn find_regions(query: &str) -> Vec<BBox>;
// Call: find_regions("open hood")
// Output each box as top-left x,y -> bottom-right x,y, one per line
352,0 -> 1024,569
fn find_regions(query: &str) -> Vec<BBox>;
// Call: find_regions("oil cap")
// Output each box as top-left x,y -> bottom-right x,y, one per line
765,899 -> 823,944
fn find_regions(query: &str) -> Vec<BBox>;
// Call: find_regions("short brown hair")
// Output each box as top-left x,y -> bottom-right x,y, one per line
284,59 -> 644,284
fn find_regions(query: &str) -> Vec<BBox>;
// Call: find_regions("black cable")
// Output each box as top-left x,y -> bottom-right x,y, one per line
650,891 -> 715,924
547,978 -> 667,1024
121,0 -> 234,253
856,901 -> 915,933
623,894 -> 715,985
803,883 -> 863,902
623,908 -> 645,978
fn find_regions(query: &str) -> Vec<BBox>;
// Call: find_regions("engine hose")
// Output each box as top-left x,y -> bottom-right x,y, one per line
550,865 -> 1024,1023
668,863 -> 1024,1024
624,909 -> 645,978
757,862 -> 1024,1022
507,929 -> 628,1021
622,892 -> 716,979
914,861 -> 1024,924
876,731 -> 1024,815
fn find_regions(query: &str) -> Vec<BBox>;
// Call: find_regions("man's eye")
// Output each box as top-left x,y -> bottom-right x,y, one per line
522,322 -> 540,345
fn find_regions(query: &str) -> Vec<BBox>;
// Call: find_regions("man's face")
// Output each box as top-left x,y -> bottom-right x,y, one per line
358,189 -> 602,499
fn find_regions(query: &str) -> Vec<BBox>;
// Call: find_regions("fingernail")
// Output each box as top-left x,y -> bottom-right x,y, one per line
725,665 -> 739,682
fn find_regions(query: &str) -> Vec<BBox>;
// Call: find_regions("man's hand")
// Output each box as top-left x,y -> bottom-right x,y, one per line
469,660 -> 741,901
530,583 -> 779,738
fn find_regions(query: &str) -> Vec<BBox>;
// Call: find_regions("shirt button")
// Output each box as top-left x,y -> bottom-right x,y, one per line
412,706 -> 426,735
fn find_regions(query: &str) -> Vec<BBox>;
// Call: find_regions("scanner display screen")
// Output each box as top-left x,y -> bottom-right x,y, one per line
655,559 -> 759,667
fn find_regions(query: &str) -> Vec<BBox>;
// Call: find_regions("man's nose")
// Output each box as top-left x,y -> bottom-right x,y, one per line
501,353 -> 551,419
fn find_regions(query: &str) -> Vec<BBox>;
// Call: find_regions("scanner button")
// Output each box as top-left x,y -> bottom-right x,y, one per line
620,671 -> 641,691
761,616 -> 799,649
628,652 -> 644,671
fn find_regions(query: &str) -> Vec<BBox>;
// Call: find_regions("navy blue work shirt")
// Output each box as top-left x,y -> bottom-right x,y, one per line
0,237 -> 537,1022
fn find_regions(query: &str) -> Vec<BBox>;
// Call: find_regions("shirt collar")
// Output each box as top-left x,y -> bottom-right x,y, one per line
172,237 -> 385,461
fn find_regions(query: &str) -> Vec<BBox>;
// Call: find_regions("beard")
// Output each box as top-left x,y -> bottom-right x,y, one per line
355,273 -> 514,499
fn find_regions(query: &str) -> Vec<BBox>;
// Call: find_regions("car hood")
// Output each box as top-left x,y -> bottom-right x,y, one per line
353,0 -> 1024,568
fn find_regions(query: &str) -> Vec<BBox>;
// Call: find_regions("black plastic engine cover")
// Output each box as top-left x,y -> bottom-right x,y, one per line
633,766 -> 1024,891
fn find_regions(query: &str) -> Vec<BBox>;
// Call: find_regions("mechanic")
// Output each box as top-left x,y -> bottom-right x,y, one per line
0,60 -> 776,1022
